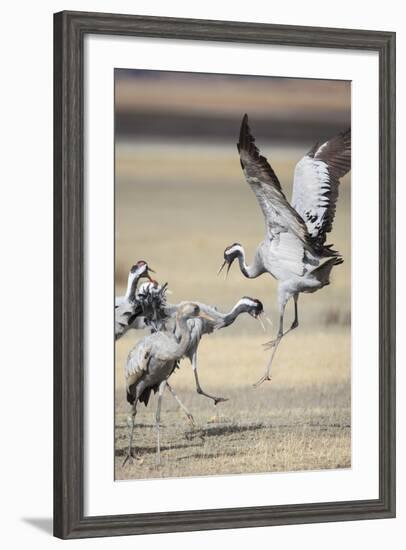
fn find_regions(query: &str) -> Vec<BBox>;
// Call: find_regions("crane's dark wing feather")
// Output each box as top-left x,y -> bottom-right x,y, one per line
238,114 -> 311,246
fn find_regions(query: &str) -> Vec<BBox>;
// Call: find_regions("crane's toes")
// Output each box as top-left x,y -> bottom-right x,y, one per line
122,452 -> 133,467
262,339 -> 277,349
252,375 -> 272,388
122,450 -> 143,467
214,396 -> 229,406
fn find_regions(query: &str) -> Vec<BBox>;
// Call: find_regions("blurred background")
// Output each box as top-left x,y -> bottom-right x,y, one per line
115,69 -> 351,323
114,69 -> 351,479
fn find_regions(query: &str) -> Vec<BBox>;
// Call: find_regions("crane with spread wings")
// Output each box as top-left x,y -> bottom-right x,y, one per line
219,114 -> 351,386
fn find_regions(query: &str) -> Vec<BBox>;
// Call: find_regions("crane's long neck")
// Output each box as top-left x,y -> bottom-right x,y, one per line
125,272 -> 141,303
237,248 -> 263,278
221,301 -> 249,328
173,316 -> 192,358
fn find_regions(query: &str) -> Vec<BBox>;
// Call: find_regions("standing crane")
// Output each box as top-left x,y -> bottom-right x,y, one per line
114,260 -> 154,340
219,114 -> 351,386
163,297 -> 264,404
123,302 -> 216,466
118,280 -> 198,427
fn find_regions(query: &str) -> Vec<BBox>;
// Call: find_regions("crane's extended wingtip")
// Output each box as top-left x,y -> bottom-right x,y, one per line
337,127 -> 351,147
239,113 -> 251,150
342,127 -> 351,140
237,114 -> 249,154
240,113 -> 249,130
345,127 -> 351,145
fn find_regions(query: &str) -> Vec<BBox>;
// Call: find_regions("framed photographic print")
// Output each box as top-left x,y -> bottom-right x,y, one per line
54,10 -> 396,539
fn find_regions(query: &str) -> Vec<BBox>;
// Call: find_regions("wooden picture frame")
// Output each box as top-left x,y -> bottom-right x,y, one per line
54,10 -> 396,539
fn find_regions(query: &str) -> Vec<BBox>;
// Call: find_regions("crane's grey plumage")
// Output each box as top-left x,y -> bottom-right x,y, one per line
117,280 -> 197,426
114,261 -> 154,340
220,114 -> 350,386
123,303 -> 216,466
162,297 -> 264,404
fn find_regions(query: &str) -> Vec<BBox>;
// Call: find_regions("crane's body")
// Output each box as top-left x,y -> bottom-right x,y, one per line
228,240 -> 342,301
123,303 -> 215,466
220,114 -> 350,386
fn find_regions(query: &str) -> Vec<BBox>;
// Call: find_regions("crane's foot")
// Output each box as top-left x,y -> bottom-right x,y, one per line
263,340 -> 277,350
122,449 -> 143,467
252,374 -> 272,388
214,396 -> 229,406
122,451 -> 134,466
197,388 -> 229,406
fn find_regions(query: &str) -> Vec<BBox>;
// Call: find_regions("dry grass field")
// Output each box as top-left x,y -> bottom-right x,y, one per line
115,330 -> 350,480
114,140 -> 351,480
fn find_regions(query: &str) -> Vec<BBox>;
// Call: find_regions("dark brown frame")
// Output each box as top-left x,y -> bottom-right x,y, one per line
54,10 -> 396,539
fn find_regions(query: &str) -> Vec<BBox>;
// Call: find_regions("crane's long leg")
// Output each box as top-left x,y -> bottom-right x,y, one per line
192,353 -> 228,406
263,294 -> 299,349
122,399 -> 138,466
155,380 -> 166,466
166,382 -> 196,427
253,296 -> 290,387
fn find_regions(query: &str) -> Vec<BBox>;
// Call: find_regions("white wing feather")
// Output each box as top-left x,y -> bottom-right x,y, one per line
291,130 -> 351,246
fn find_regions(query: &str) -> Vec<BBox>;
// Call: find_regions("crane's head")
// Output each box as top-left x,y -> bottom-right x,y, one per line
130,260 -> 155,281
217,243 -> 243,276
239,297 -> 264,318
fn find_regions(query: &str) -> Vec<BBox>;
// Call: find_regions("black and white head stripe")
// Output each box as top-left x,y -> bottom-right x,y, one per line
239,297 -> 264,313
291,128 -> 351,247
225,243 -> 243,257
239,297 -> 258,308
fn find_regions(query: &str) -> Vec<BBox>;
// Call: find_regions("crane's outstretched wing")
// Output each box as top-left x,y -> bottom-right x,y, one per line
238,114 -> 311,247
115,301 -> 142,340
291,129 -> 351,248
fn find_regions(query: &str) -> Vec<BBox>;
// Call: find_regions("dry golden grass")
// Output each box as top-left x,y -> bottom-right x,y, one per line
115,329 -> 350,479
114,142 -> 351,480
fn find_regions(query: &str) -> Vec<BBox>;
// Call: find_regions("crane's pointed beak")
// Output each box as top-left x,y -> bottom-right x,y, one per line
257,313 -> 266,332
198,311 -> 216,322
226,262 -> 232,278
264,314 -> 272,327
217,261 -> 226,276
146,267 -> 155,281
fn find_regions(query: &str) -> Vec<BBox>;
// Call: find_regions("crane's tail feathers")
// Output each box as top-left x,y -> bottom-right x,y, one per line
319,243 -> 341,257
310,256 -> 343,286
139,384 -> 160,407
139,387 -> 152,407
